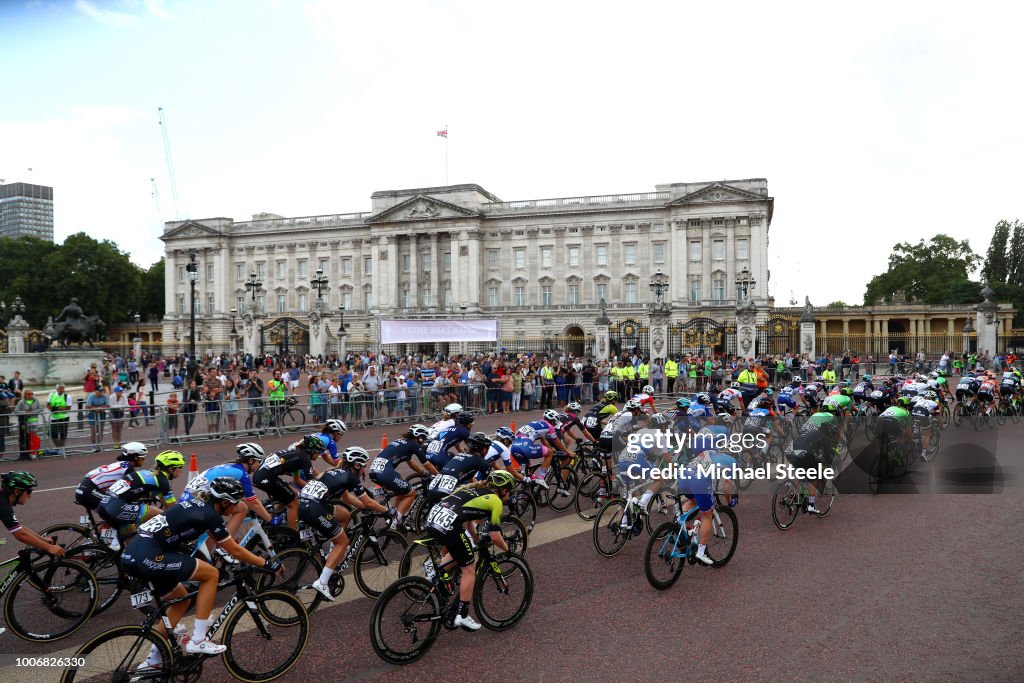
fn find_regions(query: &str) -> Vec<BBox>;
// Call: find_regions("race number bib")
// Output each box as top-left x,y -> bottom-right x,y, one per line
301,480 -> 329,501
585,416 -> 598,429
426,440 -> 444,455
369,457 -> 388,474
139,515 -> 169,534
130,589 -> 152,609
429,475 -> 458,494
261,454 -> 282,470
426,504 -> 458,532
107,479 -> 132,497
185,475 -> 209,493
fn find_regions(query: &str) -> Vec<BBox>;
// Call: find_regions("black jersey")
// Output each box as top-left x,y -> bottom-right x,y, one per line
299,467 -> 365,502
377,439 -> 427,467
254,449 -> 312,479
429,454 -> 488,499
135,498 -> 229,549
104,469 -> 176,507
0,495 -> 22,534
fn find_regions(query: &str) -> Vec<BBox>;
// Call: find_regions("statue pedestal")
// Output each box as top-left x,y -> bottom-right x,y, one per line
0,350 -> 105,387
800,322 -> 816,359
977,312 -> 997,358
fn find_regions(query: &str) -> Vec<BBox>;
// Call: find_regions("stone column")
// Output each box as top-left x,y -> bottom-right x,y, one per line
308,308 -> 326,357
408,234 -> 418,308
977,291 -> 998,359
242,305 -> 260,356
650,308 -> 671,362
800,297 -> 816,360
429,234 -> 439,310
594,305 -> 611,362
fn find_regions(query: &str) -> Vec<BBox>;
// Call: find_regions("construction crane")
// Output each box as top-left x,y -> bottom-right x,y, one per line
150,177 -> 163,225
157,106 -> 182,220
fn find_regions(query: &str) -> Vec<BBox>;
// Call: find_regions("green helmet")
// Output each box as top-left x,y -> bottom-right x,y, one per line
604,391 -> 620,403
154,450 -> 186,470
808,412 -> 837,428
2,471 -> 38,491
487,470 -> 516,491
301,434 -> 327,453
675,397 -> 691,411
896,396 -> 913,409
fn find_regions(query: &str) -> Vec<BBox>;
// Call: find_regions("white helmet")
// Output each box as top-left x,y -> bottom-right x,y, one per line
443,403 -> 464,416
325,419 -> 348,435
409,424 -> 430,440
565,402 -> 582,413
343,446 -> 370,467
119,442 -> 148,461
236,442 -> 265,462
643,385 -> 654,395
543,409 -> 561,425
625,399 -> 642,410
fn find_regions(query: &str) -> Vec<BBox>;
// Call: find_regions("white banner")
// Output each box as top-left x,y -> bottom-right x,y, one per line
380,319 -> 497,344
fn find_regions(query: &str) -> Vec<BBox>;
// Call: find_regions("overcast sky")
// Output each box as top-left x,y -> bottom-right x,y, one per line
2,0 -> 1022,306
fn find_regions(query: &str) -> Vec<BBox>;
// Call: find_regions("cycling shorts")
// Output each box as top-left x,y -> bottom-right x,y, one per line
369,464 -> 411,495
676,467 -> 714,512
510,440 -> 544,462
911,407 -> 934,424
74,482 -> 106,511
877,414 -> 908,437
98,496 -> 149,528
976,390 -> 993,402
120,536 -> 197,597
298,499 -> 343,540
252,472 -> 297,505
425,527 -> 475,568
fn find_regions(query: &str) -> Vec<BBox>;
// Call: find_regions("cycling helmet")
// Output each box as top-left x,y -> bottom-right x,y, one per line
650,413 -> 670,427
443,403 -> 464,416
604,391 -> 620,403
119,441 -> 148,461
487,470 -> 516,491
325,419 -> 348,435
495,427 -> 515,443
731,382 -> 741,389
456,411 -> 475,426
209,476 -> 245,504
642,385 -> 655,395
624,399 -> 642,410
154,450 -> 186,470
821,403 -> 839,414
791,377 -> 804,385
896,396 -> 913,408
408,424 -> 431,440
300,434 -> 327,453
2,471 -> 37,491
675,397 -> 691,411
922,390 -> 939,401
839,387 -> 853,397
236,442 -> 265,462
1014,369 -> 1022,378
565,402 -> 582,413
695,393 -> 711,405
840,380 -> 852,387
543,409 -> 561,424
343,446 -> 370,467
765,388 -> 775,396
468,432 -> 493,452
863,375 -> 872,382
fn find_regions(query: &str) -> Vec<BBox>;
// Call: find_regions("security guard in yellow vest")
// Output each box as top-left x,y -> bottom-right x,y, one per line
822,364 -> 837,386
664,358 -> 679,393
47,383 -> 71,452
610,362 -> 624,398
637,360 -> 650,383
622,362 -> 637,397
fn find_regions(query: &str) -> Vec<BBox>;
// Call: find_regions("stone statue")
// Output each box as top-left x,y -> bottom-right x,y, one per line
804,296 -> 812,317
50,298 -> 105,347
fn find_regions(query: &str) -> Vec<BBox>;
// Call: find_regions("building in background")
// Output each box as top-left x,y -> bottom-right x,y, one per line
0,182 -> 54,241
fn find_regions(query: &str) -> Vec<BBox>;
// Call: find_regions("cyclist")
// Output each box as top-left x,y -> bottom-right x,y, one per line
267,369 -> 289,426
687,392 -> 717,430
557,403 -> 597,450
428,403 -> 464,440
976,373 -> 1001,418
912,390 -> 941,460
426,411 -> 475,470
616,412 -> 672,534
75,441 -> 148,513
98,449 -> 183,536
822,387 -> 855,443
1,471 -> 64,556
715,383 -> 745,420
852,375 -> 875,402
785,405 -> 843,514
510,410 -> 571,489
422,470 -> 514,631
427,432 -> 493,506
121,477 -> 282,662
803,378 -> 827,412
999,369 -> 1021,406
252,433 -> 326,530
632,385 -> 658,413
303,446 -> 391,601
368,424 -> 431,527
581,391 -> 620,435
877,396 -> 915,464
485,427 -> 524,480
182,443 -> 273,539
315,419 -> 349,467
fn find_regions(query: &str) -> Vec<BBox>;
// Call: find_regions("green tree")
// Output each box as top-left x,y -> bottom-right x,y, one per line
43,233 -> 143,327
864,234 -> 981,305
826,301 -> 848,309
1008,220 -> 1024,288
0,236 -> 59,328
982,220 -> 1011,284
140,258 -> 165,321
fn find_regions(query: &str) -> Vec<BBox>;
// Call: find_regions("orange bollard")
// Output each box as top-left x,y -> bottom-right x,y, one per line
188,453 -> 199,482
509,420 -> 516,433
381,433 -> 388,449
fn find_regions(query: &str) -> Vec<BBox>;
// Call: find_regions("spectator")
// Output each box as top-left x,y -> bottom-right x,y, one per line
109,386 -> 128,447
85,386 -> 109,451
650,358 -> 664,395
223,379 -> 239,433
14,389 -> 45,460
182,380 -> 200,436
46,383 -> 71,454
165,390 -> 180,440
539,360 -> 555,409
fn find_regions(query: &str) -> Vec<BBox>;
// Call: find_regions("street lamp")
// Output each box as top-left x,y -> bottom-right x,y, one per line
245,271 -> 263,302
649,269 -> 669,304
186,251 -> 199,378
311,268 -> 329,302
11,295 -> 25,317
735,267 -> 756,302
337,305 -> 347,335
229,307 -> 238,354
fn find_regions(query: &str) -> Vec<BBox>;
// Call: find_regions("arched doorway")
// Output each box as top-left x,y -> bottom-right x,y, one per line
564,325 -> 586,358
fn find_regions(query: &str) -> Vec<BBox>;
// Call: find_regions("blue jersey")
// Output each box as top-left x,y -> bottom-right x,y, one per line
516,420 -> 555,441
184,462 -> 256,502
426,425 -> 470,468
318,433 -> 339,461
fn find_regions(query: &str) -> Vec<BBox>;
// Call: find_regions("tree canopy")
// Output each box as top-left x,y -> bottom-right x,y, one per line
0,233 -> 163,330
863,234 -> 981,305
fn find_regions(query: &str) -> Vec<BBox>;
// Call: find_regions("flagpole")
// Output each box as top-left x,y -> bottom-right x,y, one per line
444,123 -> 448,186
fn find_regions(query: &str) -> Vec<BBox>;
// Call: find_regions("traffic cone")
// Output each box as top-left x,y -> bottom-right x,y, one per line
381,433 -> 388,449
188,453 -> 199,482
509,420 -> 516,433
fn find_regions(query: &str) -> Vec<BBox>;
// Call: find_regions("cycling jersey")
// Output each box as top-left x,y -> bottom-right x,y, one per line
822,394 -> 853,414
631,393 -> 657,413
426,425 -> 471,469
556,413 -> 587,440
582,402 -> 619,432
483,441 -> 512,471
427,418 -> 454,440
183,463 -> 257,503
516,420 -> 556,441
253,449 -> 313,504
0,495 -> 22,534
877,405 -> 912,437
746,394 -> 776,414
369,439 -> 428,495
911,397 -> 939,421
423,488 -> 504,567
428,454 -> 488,503
299,467 -> 365,502
852,381 -> 873,399
75,461 -> 132,510
103,469 -> 176,506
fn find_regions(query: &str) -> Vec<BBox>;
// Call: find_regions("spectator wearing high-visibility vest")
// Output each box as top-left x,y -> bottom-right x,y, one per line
665,357 -> 678,394
47,383 -> 71,454
540,361 -> 556,409
637,360 -> 650,383
622,362 -> 637,397
822,364 -> 837,386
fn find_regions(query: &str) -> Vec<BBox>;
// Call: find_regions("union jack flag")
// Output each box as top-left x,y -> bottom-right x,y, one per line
436,129 -> 447,138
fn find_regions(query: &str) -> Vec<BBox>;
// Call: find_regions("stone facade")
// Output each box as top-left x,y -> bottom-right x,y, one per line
160,179 -> 774,356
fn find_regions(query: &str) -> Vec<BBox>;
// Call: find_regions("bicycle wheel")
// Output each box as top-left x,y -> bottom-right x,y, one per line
354,529 -> 409,598
281,408 -> 306,433
771,480 -> 800,530
65,543 -> 124,614
734,450 -> 755,490
645,486 -> 676,534
61,625 -> 171,682
952,403 -> 965,428
369,576 -> 441,665
593,499 -> 630,557
263,525 -> 301,552
499,515 -> 529,558
473,552 -> 533,630
398,538 -> 435,579
4,558 -> 98,642
939,404 -> 951,430
921,426 -> 941,463
546,468 -> 579,513
1011,399 -> 1023,424
987,409 -> 999,430
996,401 -> 1007,426
40,522 -> 96,553
644,521 -> 685,590
222,590 -> 309,683
255,547 -> 326,615
815,473 -> 838,517
574,473 -> 610,522
707,505 -> 739,566
506,488 -> 538,531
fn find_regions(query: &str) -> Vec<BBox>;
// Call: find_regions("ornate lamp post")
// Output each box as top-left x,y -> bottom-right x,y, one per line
311,268 -> 329,304
245,271 -> 263,304
649,269 -> 669,304
185,251 -> 199,378
735,266 -> 756,302
229,307 -> 238,353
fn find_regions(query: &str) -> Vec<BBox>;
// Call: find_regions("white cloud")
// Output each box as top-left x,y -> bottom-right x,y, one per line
73,0 -> 141,29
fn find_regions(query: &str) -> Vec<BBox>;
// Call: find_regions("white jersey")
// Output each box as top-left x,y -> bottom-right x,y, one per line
83,461 -> 131,492
485,441 -> 512,468
428,418 -> 454,440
